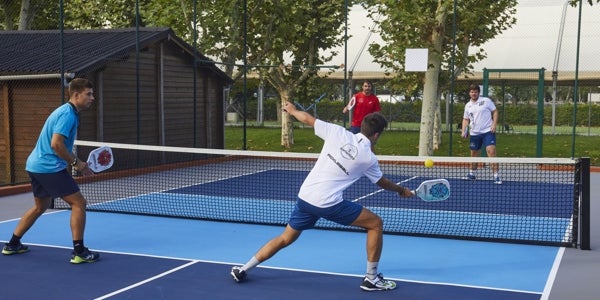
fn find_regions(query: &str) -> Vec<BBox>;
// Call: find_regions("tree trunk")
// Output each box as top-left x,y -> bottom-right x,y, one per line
433,89 -> 443,150
18,0 -> 31,30
418,6 -> 447,156
279,89 -> 294,148
418,60 -> 440,156
433,104 -> 442,150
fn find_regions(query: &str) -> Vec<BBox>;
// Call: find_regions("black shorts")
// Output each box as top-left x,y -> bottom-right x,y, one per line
28,169 -> 80,198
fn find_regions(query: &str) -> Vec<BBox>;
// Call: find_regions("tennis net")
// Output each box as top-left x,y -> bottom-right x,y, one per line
55,140 -> 589,248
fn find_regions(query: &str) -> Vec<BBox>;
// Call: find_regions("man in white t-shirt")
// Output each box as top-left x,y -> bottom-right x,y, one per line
230,101 -> 415,292
461,83 -> 502,184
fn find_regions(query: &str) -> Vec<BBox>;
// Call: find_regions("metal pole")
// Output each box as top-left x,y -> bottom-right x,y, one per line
193,0 -> 198,147
536,69 -> 545,157
589,89 -> 592,136
552,1 -> 569,135
59,0 -> 65,101
571,0 -> 583,158
448,0 -> 457,156
257,84 -> 264,126
243,0 -> 248,150
136,0 -> 140,144
343,0 -> 348,129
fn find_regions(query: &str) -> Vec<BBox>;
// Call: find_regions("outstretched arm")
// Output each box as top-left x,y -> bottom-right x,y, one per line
376,177 -> 414,198
283,101 -> 316,127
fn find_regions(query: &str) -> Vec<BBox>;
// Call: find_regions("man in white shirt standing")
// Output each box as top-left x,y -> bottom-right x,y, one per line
230,101 -> 415,292
461,83 -> 502,184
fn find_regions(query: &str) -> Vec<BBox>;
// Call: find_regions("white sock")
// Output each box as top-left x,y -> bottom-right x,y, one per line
366,261 -> 378,279
242,256 -> 260,272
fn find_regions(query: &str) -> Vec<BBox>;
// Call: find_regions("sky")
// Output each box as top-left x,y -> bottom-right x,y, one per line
333,1 -> 600,73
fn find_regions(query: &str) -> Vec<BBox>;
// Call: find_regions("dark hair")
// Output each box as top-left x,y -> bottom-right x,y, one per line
68,78 -> 94,97
360,112 -> 387,137
468,83 -> 480,92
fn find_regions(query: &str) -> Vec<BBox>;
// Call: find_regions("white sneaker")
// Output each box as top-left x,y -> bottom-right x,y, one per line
230,266 -> 247,283
360,273 -> 397,291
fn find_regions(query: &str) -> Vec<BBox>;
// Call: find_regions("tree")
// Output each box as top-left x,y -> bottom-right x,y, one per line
363,0 -> 518,156
246,1 -> 346,147
65,0 -> 348,148
1,0 -> 42,30
570,0 -> 600,5
193,0 -> 348,148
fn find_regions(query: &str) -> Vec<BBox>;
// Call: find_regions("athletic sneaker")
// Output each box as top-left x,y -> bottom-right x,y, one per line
230,266 -> 247,283
494,176 -> 503,185
2,243 -> 29,255
70,247 -> 100,264
360,273 -> 397,291
463,174 -> 476,180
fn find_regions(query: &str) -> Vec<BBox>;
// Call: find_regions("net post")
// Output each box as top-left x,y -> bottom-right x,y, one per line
536,68 -> 545,157
579,157 -> 591,250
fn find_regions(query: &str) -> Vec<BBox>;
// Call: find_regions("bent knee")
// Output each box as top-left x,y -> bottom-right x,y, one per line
372,217 -> 383,231
281,231 -> 301,245
31,206 -> 48,215
63,192 -> 88,208
363,215 -> 383,231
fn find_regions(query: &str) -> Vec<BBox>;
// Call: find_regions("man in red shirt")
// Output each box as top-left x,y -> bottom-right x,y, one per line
343,81 -> 381,134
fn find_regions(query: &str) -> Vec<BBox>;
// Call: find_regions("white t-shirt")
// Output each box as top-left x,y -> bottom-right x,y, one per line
463,97 -> 496,135
297,119 -> 383,208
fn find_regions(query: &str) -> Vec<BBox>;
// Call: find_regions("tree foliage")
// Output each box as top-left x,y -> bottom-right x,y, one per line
246,1 -> 347,147
362,0 -> 518,155
570,0 -> 600,5
0,0 -> 57,30
189,0 -> 349,147
1,0 -> 351,148
4,0 -> 596,150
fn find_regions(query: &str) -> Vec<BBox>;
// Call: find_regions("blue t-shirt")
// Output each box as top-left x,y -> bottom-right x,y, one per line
26,103 -> 79,173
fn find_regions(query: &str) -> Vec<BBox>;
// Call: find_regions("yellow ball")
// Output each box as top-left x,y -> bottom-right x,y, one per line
424,158 -> 434,168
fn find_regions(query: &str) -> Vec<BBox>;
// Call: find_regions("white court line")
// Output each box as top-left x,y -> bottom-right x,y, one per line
540,247 -> 565,300
94,260 -> 200,300
241,265 -> 542,295
352,176 -> 418,202
0,239 -> 547,296
0,209 -> 67,224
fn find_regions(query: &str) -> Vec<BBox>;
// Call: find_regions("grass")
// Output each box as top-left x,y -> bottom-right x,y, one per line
225,125 -> 600,166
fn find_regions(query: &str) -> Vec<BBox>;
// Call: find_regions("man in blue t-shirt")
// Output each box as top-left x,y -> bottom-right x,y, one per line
2,78 -> 101,263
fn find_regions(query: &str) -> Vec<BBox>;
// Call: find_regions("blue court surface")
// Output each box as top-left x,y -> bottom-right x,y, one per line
1,210 -> 558,299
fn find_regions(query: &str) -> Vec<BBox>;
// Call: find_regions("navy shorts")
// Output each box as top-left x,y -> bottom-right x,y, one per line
288,198 -> 363,231
469,131 -> 496,151
28,169 -> 80,199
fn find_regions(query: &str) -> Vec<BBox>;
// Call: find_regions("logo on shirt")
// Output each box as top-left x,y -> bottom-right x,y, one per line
340,144 -> 358,160
327,153 -> 349,175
